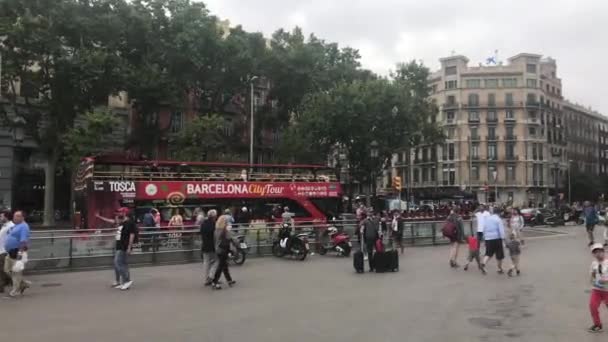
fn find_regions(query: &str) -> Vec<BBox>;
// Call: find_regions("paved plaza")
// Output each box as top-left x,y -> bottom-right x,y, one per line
1,226 -> 606,342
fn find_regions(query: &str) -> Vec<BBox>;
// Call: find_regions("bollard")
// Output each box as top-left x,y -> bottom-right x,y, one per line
410,223 -> 415,246
68,236 -> 73,269
432,222 -> 436,245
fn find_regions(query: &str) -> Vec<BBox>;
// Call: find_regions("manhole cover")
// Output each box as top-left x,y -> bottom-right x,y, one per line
41,282 -> 62,287
469,317 -> 503,329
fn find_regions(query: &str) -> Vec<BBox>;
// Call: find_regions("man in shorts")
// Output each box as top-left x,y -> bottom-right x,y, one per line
481,207 -> 506,275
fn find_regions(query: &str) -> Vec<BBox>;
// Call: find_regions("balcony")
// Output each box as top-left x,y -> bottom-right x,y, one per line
463,103 -> 480,109
444,118 -> 456,125
470,136 -> 481,142
486,116 -> 498,123
443,102 -> 459,110
526,117 -> 540,125
505,135 -> 517,141
468,117 -> 480,123
486,135 -> 499,141
505,155 -> 519,161
526,101 -> 541,108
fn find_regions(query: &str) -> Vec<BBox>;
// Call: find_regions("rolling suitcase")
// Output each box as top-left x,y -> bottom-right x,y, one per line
374,251 -> 388,273
387,250 -> 399,272
353,250 -> 364,273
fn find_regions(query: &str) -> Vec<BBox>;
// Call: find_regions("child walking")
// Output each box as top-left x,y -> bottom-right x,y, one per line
463,234 -> 482,272
588,243 -> 608,333
506,233 -> 521,277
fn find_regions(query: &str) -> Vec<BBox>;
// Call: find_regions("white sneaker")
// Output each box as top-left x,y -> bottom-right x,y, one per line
120,281 -> 133,290
364,255 -> 369,261
111,282 -> 122,289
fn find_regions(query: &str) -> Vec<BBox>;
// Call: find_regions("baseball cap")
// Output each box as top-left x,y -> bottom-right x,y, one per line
590,243 -> 605,253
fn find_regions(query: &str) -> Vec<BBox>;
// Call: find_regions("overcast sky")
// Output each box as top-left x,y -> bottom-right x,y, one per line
204,0 -> 608,114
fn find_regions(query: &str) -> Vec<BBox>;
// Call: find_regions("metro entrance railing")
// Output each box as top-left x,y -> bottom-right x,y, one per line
26,220 -> 474,272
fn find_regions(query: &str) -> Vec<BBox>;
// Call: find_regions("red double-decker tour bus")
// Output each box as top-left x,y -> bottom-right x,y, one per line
73,155 -> 342,230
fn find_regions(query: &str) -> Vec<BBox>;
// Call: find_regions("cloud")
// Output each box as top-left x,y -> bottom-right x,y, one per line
203,0 -> 608,113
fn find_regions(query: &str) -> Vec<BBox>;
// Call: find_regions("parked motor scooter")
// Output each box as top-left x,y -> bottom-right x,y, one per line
319,226 -> 351,257
271,223 -> 310,261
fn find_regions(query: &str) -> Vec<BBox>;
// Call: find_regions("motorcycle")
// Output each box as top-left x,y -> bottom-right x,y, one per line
271,224 -> 310,261
319,226 -> 351,257
228,234 -> 248,265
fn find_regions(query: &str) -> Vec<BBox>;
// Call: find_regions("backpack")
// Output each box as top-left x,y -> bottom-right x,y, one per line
442,220 -> 457,239
375,238 -> 385,253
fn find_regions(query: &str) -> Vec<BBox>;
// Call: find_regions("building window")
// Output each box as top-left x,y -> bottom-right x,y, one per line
488,165 -> 497,181
484,79 -> 498,88
526,93 -> 537,105
471,165 -> 480,181
471,143 -> 480,159
431,84 -> 437,94
488,127 -> 496,140
468,111 -> 479,122
487,111 -> 497,122
532,144 -> 538,160
447,95 -> 456,105
506,126 -> 514,139
506,110 -> 515,120
526,79 -> 537,88
445,80 -> 458,89
506,143 -> 515,159
450,170 -> 456,185
422,168 -> 429,182
445,66 -> 457,76
488,93 -> 496,106
468,93 -> 479,106
506,165 -> 516,181
529,127 -> 536,137
170,111 -> 183,133
448,143 -> 455,160
470,127 -> 479,140
505,93 -> 514,106
465,79 -> 481,88
413,169 -> 419,183
526,63 -> 537,73
488,143 -> 497,160
446,111 -> 455,122
431,167 -> 437,181
502,78 -> 517,87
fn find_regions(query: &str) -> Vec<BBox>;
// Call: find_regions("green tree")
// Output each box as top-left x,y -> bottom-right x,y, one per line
169,114 -> 226,161
0,0 -> 126,225
284,61 -> 442,199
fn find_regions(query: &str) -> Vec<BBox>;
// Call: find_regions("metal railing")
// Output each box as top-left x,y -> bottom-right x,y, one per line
90,170 -> 337,182
26,220 -> 474,272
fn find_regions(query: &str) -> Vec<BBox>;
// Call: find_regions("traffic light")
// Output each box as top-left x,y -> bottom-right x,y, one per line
393,176 -> 402,191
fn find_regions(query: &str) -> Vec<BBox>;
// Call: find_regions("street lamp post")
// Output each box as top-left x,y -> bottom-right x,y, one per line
568,159 -> 573,205
249,76 -> 259,168
492,170 -> 498,204
370,140 -> 379,208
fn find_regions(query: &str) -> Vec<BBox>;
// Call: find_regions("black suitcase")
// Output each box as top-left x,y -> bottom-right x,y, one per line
374,251 -> 388,273
353,250 -> 364,273
387,250 -> 399,272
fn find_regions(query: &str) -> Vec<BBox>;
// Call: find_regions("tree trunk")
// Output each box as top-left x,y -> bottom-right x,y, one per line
43,151 -> 57,226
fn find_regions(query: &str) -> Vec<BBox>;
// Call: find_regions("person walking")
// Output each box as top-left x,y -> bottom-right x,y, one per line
463,234 -> 481,271
200,209 -> 218,286
0,210 -> 15,293
475,204 -> 489,252
447,207 -> 464,268
588,243 -> 608,332
363,210 -> 380,272
3,211 -> 31,297
112,208 -> 138,291
508,207 -> 525,245
480,207 -> 506,275
211,214 -> 237,290
583,201 -> 599,246
391,210 -> 404,255
506,233 -> 522,277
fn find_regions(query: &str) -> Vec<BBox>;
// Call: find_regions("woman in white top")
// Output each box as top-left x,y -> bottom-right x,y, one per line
508,208 -> 524,243
168,209 -> 184,228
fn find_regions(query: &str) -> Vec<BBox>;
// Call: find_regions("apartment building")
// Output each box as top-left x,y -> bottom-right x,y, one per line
393,53 -> 577,207
563,101 -> 608,175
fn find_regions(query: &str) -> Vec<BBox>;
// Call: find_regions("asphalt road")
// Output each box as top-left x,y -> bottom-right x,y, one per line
1,226 -> 604,342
